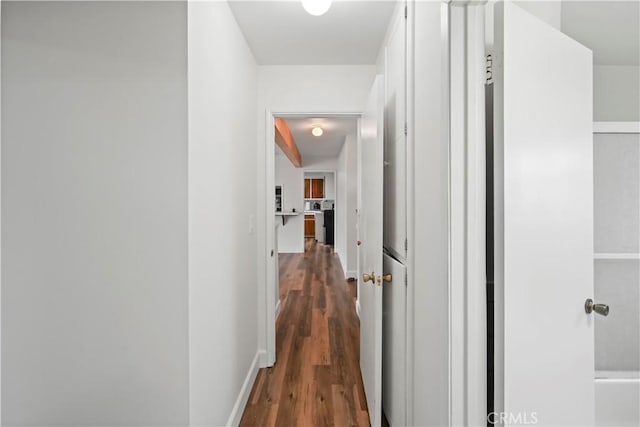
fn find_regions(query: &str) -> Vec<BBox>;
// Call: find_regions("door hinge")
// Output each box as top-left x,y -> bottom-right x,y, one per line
486,54 -> 493,84
404,238 -> 408,252
405,272 -> 408,287
404,123 -> 408,136
404,4 -> 407,19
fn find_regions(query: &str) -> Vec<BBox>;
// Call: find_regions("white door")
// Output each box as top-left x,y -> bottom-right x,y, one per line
358,75 -> 385,427
493,3 -> 594,425
382,253 -> 406,427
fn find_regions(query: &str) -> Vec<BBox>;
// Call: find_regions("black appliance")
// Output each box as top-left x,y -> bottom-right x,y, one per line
323,209 -> 334,246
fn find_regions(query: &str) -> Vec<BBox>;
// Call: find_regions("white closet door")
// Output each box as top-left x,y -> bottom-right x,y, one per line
493,2 -> 595,425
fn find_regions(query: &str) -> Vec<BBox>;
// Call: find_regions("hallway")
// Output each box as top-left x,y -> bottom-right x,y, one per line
240,239 -> 369,426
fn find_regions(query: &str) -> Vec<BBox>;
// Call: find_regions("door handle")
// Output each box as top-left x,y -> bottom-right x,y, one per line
585,298 -> 609,316
362,273 -> 375,284
382,274 -> 392,283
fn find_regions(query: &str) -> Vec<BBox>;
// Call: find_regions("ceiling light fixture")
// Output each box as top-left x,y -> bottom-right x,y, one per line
312,126 -> 323,137
301,0 -> 332,16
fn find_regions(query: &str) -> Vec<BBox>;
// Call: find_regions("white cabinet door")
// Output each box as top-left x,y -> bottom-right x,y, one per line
383,10 -> 407,261
493,3 -> 595,425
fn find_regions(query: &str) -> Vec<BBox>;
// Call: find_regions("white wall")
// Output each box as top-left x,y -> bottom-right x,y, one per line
336,133 -> 358,277
594,65 -> 640,121
257,65 -> 376,353
1,2 -> 189,425
336,143 -> 348,274
514,0 -> 561,30
275,153 -> 304,253
188,1 -> 260,425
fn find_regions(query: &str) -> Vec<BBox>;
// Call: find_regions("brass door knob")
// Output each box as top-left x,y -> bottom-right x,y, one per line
362,273 -> 375,283
382,274 -> 392,283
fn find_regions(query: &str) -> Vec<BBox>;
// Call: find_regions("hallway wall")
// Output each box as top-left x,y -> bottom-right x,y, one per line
593,65 -> 640,121
336,132 -> 358,277
188,1 -> 259,426
1,2 -> 189,425
275,152 -> 304,253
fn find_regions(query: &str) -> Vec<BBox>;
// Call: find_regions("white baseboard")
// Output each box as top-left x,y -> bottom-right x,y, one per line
225,350 -> 264,427
275,299 -> 282,319
258,349 -> 271,367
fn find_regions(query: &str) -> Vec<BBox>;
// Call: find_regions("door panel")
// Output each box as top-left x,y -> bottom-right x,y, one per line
493,3 -> 594,425
358,75 -> 385,427
304,214 -> 315,237
382,253 -> 406,427
304,178 -> 311,199
383,10 -> 407,260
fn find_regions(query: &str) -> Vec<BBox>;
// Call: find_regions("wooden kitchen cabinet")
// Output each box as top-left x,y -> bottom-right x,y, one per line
304,214 -> 315,237
304,179 -> 311,198
304,177 -> 325,199
311,179 -> 324,199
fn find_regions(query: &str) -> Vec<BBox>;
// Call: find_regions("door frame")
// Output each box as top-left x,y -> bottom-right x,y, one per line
448,1 -> 488,425
261,110 -> 361,367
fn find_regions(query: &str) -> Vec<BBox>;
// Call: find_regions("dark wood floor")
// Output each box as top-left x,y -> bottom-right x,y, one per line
240,239 -> 370,426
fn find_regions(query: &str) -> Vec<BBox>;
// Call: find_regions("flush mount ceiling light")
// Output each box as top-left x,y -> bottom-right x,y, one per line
312,126 -> 324,137
301,0 -> 332,16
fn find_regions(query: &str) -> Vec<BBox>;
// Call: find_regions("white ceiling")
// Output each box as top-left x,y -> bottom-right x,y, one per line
228,0 -> 397,65
278,116 -> 358,161
561,1 -> 639,65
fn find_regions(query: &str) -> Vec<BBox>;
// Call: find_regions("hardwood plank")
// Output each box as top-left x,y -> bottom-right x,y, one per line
309,308 -> 330,365
332,384 -> 360,427
311,366 -> 335,426
297,295 -> 313,337
274,335 -> 309,426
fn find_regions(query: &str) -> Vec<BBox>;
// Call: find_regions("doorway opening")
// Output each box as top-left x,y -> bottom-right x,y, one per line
245,113 -> 366,425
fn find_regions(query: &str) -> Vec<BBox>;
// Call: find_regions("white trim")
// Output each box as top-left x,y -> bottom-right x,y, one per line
405,2 -> 416,426
274,299 -> 281,319
593,122 -> 640,133
356,300 -> 361,318
448,5 -> 467,425
464,4 -> 488,425
594,253 -> 640,260
264,110 -> 277,367
346,270 -> 358,278
449,2 -> 488,425
225,350 -> 264,427
441,2 -> 454,425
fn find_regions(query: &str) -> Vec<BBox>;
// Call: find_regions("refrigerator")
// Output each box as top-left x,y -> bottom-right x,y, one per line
323,209 -> 334,246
